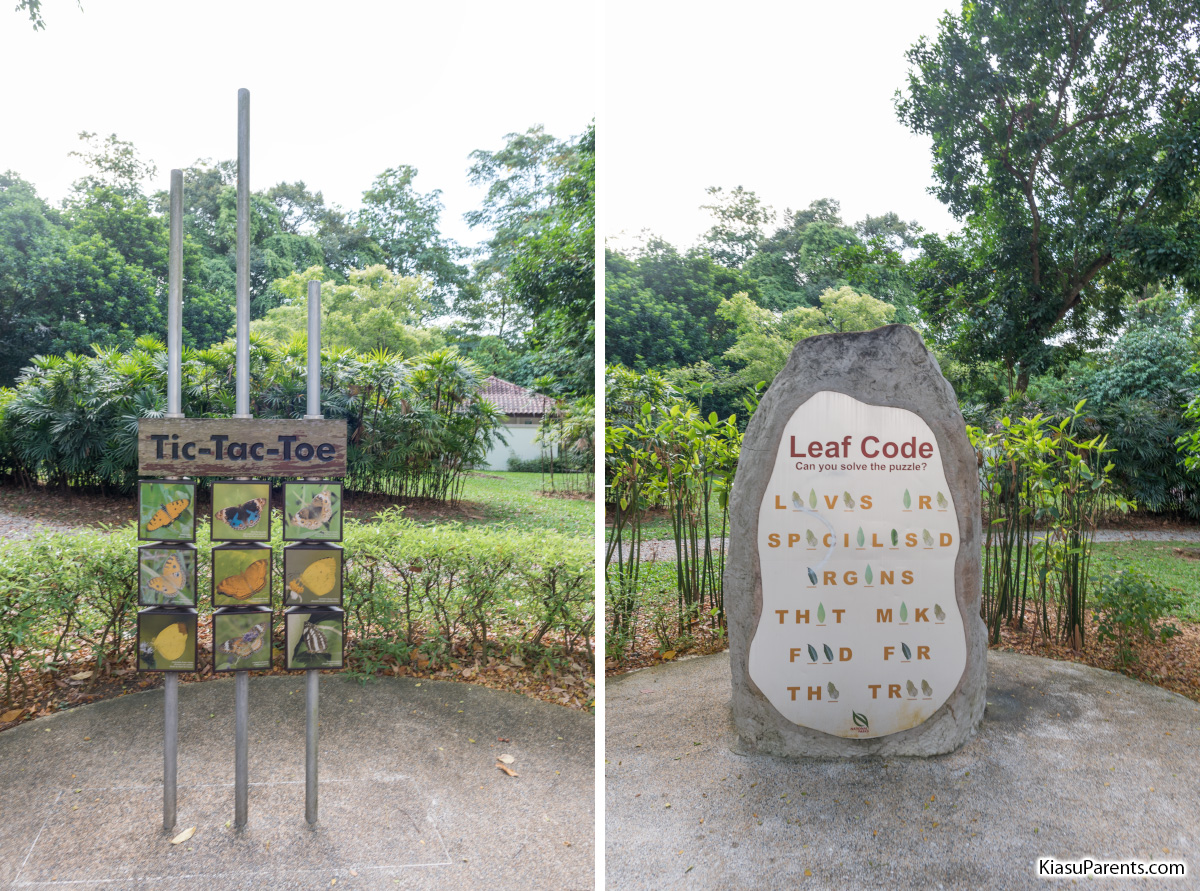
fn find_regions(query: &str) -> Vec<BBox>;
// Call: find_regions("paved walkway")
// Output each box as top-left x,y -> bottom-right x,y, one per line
0,675 -> 593,890
606,651 -> 1200,890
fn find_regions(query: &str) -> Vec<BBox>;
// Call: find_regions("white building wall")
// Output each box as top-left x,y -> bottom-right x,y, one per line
483,417 -> 555,470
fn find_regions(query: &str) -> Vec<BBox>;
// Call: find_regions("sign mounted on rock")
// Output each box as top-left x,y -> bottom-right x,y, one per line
725,325 -> 986,758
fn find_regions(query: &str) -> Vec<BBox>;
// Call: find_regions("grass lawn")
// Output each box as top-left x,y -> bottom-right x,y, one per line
452,472 -> 594,539
1090,540 -> 1200,621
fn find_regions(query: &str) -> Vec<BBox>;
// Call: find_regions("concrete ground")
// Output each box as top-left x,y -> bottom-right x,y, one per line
0,675 -> 594,890
606,651 -> 1200,890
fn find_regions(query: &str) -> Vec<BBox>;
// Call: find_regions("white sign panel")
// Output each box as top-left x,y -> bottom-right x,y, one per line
748,390 -> 966,739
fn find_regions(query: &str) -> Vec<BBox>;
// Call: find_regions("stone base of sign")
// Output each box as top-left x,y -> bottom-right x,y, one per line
726,325 -> 986,758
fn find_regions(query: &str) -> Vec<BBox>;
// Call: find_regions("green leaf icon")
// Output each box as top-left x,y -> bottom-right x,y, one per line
923,529 -> 934,547
827,682 -> 840,700
823,644 -> 834,662
809,488 -> 817,509
922,680 -> 933,697
792,490 -> 802,509
900,602 -> 908,622
903,489 -> 912,509
852,711 -> 869,728
937,492 -> 948,509
902,642 -> 912,661
843,491 -> 854,508
807,567 -> 817,586
857,527 -> 865,547
817,602 -> 826,623
907,680 -> 918,698
890,528 -> 899,546
806,529 -> 818,547
934,603 -> 946,621
807,644 -> 819,663
865,564 -> 873,585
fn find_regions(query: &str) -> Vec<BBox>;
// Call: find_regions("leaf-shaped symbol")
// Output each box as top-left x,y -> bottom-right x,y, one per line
902,642 -> 912,660
809,488 -> 817,509
865,564 -> 873,585
900,602 -> 908,622
903,489 -> 912,509
808,644 -> 819,663
906,680 -> 918,698
852,711 -> 869,728
806,529 -> 818,547
890,529 -> 898,546
937,492 -> 948,509
827,681 -> 839,700
921,680 -> 933,697
923,529 -> 934,547
792,490 -> 803,509
817,603 -> 826,623
857,527 -> 865,547
843,491 -> 854,508
807,567 -> 817,586
823,644 -> 834,663
934,603 -> 946,621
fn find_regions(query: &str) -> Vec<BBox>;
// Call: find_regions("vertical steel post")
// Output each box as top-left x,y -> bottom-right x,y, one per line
233,89 -> 252,829
163,168 -> 185,832
304,279 -> 321,825
235,88 -> 251,420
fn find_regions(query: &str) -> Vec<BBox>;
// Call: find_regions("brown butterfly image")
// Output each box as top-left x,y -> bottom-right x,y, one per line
216,558 -> 270,602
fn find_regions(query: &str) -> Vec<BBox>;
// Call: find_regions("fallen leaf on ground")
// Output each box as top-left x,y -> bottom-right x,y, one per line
498,754 -> 515,764
496,762 -> 518,777
169,826 -> 195,844
70,671 -> 93,681
661,650 -> 676,661
1,709 -> 23,723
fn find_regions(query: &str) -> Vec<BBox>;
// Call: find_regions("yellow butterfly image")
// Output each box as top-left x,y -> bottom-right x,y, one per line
147,497 -> 190,532
287,556 -> 338,601
147,555 -> 188,602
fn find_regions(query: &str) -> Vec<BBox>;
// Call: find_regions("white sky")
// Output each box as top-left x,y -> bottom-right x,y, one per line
605,0 -> 963,252
0,0 -> 596,250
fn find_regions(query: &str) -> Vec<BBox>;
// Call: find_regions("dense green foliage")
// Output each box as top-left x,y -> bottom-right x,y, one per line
0,337 -> 503,502
1,124 -> 594,396
897,0 -> 1200,384
0,512 -> 593,708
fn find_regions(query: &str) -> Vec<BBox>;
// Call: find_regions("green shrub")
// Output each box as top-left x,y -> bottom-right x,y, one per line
0,511 -> 593,710
1091,569 -> 1181,669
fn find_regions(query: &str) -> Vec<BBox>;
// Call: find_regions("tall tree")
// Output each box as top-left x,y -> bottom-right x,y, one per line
896,0 -> 1200,386
700,185 -> 775,268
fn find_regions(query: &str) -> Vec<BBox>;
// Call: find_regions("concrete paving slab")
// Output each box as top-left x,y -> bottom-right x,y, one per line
606,651 -> 1200,890
0,675 -> 594,890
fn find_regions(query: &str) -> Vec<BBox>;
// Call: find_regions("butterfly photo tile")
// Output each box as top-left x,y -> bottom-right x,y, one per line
211,480 -> 271,542
136,608 -> 198,672
138,544 -> 198,607
138,479 -> 196,542
282,481 -> 343,542
213,607 -> 273,673
212,543 -> 273,607
283,606 -> 344,670
283,543 -> 343,606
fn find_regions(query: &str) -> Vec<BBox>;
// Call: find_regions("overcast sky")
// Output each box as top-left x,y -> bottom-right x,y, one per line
0,0 -> 595,249
605,0 -> 963,252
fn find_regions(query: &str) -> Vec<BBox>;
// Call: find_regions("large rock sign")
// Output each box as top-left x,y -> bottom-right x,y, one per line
726,325 -> 986,758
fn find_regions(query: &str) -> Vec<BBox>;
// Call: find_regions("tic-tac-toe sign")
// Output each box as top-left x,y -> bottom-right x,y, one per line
726,325 -> 987,758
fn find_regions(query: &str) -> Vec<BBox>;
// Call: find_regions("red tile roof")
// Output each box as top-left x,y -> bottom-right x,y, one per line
479,376 -> 555,416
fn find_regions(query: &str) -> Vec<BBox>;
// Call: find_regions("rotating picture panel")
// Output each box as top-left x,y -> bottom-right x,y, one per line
211,479 -> 271,542
283,543 -> 343,606
282,481 -> 343,542
284,606 -> 344,670
136,608 -> 198,672
212,607 -> 273,673
212,543 -> 273,607
138,544 -> 198,607
138,479 -> 196,542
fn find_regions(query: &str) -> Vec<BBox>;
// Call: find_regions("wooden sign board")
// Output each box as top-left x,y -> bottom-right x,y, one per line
138,419 -> 347,477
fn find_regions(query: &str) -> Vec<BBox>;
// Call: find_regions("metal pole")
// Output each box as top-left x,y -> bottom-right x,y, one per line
235,88 -> 251,419
167,170 -> 184,418
305,281 -> 321,420
305,667 -> 319,824
305,279 -> 321,825
235,671 -> 249,828
163,672 -> 177,830
163,169 -> 184,833
233,89 -> 252,830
